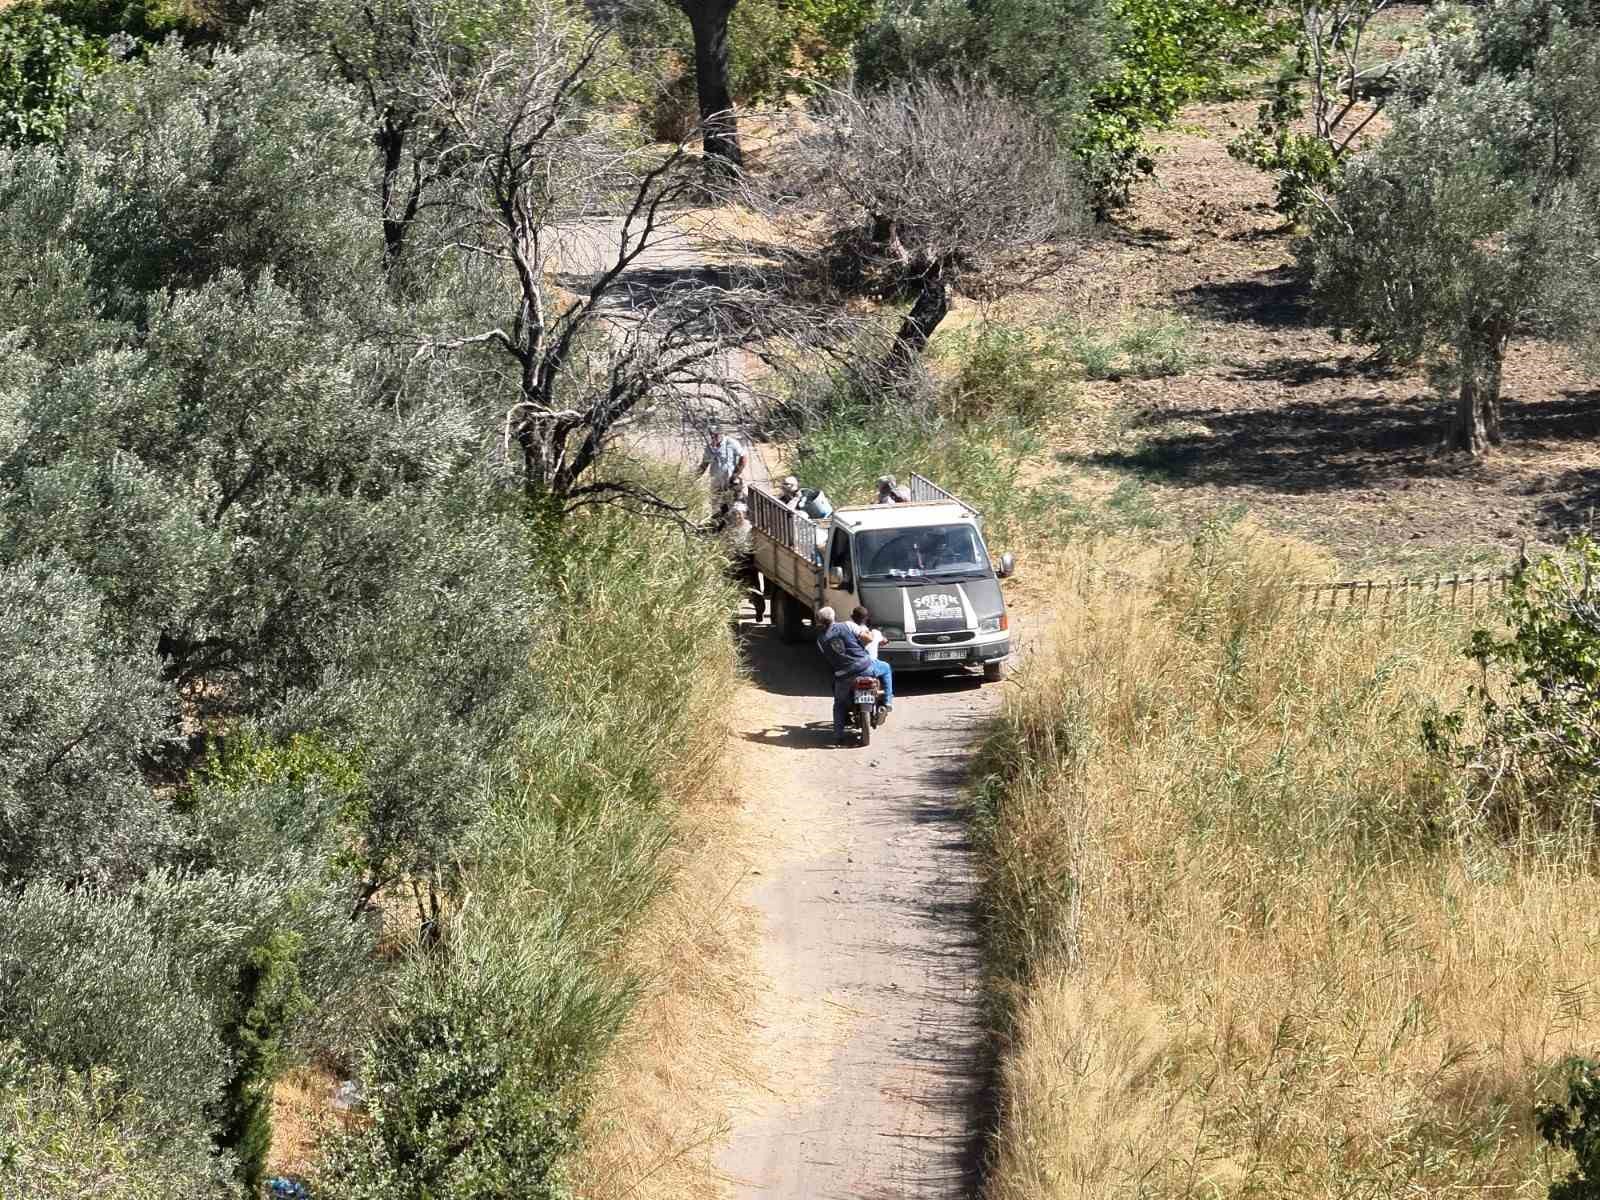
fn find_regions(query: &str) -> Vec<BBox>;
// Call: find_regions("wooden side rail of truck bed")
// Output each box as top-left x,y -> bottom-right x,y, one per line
748,485 -> 824,616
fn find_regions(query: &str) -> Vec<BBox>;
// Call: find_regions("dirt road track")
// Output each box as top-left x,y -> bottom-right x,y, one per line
716,616 -> 998,1200
562,218 -> 997,1196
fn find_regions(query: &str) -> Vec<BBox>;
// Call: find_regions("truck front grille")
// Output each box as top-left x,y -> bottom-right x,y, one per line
911,631 -> 975,645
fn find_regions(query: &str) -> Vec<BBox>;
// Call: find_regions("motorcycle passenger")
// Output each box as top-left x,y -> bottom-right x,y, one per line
846,603 -> 894,702
816,605 -> 884,745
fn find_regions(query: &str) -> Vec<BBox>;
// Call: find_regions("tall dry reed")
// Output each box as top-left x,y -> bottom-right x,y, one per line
977,525 -> 1600,1199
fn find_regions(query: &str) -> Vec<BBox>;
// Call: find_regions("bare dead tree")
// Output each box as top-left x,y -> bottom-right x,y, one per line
1299,0 -> 1395,160
394,8 -> 855,509
800,80 -> 1092,376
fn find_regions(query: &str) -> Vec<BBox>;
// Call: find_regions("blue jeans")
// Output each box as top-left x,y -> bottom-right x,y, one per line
866,659 -> 894,706
831,662 -> 894,736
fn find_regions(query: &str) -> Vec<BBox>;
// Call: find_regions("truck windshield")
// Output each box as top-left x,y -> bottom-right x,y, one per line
857,524 -> 988,579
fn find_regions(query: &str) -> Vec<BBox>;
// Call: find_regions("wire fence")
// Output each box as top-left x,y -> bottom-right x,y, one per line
1295,571 -> 1515,616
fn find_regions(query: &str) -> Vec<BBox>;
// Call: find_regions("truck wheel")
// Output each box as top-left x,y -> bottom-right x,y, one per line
982,659 -> 1007,683
777,593 -> 806,644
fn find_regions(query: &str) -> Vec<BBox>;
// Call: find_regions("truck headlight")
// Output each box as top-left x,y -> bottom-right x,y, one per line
979,614 -> 1007,634
878,625 -> 905,642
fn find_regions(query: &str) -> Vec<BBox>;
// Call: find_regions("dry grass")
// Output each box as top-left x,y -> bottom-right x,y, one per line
267,1066 -> 351,1182
977,524 -> 1600,1199
572,783 -> 758,1200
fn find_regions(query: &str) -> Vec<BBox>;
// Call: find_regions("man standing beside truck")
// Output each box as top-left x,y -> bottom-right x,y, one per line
696,429 -> 747,496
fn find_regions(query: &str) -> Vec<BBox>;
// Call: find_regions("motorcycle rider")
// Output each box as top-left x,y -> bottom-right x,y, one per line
816,605 -> 888,745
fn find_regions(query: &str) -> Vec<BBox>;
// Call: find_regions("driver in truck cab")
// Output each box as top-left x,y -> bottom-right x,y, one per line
816,606 -> 894,745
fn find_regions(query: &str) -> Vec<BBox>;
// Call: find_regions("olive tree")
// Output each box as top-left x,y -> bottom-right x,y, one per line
1305,3 -> 1600,454
804,80 -> 1092,374
0,557 -> 171,887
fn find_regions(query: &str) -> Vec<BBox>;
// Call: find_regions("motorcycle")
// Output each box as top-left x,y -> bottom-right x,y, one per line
847,673 -> 888,746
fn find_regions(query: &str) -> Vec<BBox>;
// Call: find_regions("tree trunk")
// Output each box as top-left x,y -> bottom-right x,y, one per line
1448,371 -> 1491,457
885,266 -> 950,375
677,1 -> 742,171
378,111 -> 408,264
1445,322 -> 1509,456
1483,327 -> 1509,446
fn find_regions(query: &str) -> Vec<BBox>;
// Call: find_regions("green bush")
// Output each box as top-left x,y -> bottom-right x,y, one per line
216,931 -> 309,1196
0,886 -> 225,1139
617,0 -> 876,139
941,322 -> 1078,425
0,1043 -> 233,1200
1080,0 -> 1285,207
1424,537 -> 1600,839
317,939 -> 587,1200
1539,1058 -> 1600,1200
0,7 -> 97,146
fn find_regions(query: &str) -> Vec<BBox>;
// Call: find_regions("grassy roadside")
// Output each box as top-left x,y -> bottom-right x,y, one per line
280,481 -> 747,1199
971,526 -> 1600,1198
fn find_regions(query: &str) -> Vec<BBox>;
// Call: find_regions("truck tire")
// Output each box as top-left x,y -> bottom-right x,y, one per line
982,658 -> 1007,683
777,593 -> 806,644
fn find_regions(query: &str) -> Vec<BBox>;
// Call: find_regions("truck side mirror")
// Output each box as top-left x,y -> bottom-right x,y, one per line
827,566 -> 846,589
996,553 -> 1016,579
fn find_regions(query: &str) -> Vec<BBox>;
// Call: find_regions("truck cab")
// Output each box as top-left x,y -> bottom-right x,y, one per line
819,501 -> 1012,679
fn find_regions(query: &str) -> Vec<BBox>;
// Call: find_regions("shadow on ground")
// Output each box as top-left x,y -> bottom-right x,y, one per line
1084,389 -> 1600,497
1175,266 -> 1312,330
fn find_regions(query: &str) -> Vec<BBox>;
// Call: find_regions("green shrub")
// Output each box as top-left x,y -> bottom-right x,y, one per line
1424,537 -> 1600,840
941,322 -> 1078,425
1539,1058 -> 1600,1200
0,1043 -> 232,1200
617,0 -> 876,138
0,6 -> 97,146
0,557 -> 172,886
1079,0 -> 1286,207
318,943 -> 587,1200
0,886 -> 225,1139
216,931 -> 309,1196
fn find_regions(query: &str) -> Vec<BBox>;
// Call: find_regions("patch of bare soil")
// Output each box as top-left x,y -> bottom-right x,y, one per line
1037,95 -> 1600,574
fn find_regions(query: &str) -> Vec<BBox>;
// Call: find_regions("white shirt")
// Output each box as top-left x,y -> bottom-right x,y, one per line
723,519 -> 753,555
702,437 -> 745,490
844,620 -> 881,660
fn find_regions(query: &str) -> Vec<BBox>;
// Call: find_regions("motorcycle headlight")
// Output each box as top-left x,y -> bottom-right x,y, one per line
979,614 -> 1007,634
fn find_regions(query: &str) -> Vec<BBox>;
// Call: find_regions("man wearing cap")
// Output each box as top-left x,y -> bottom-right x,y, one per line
695,429 -> 747,496
777,475 -> 804,511
875,474 -> 911,505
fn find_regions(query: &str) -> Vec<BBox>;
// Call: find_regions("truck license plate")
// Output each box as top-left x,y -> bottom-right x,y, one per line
926,649 -> 967,662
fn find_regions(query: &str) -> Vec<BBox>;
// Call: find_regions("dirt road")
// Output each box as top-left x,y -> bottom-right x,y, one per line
716,602 -> 999,1199
558,219 -> 998,1197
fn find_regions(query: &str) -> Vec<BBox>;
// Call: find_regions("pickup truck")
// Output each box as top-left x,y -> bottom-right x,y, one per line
748,473 -> 1015,681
